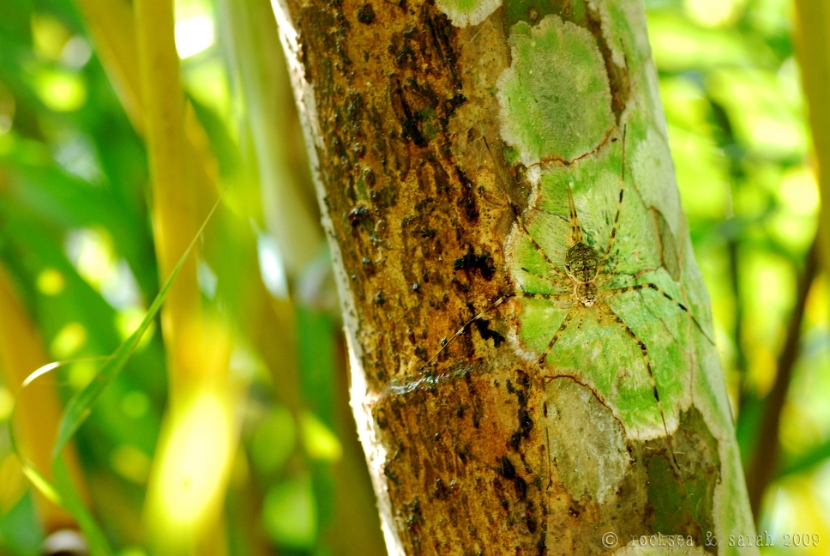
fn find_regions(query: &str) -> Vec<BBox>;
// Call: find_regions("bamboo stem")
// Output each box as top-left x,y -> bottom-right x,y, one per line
793,0 -> 830,276
132,1 -> 234,552
0,264 -> 86,533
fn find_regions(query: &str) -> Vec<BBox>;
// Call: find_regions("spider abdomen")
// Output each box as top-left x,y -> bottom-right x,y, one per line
565,242 -> 599,282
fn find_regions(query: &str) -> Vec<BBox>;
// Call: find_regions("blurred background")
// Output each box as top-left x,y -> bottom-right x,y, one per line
0,0 -> 827,554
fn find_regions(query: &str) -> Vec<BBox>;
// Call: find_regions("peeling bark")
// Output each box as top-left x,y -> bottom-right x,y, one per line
269,0 -> 757,553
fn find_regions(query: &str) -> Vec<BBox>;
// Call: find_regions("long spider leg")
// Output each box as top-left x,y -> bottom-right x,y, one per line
594,256 -> 621,287
602,282 -> 715,344
425,289 -> 573,366
602,283 -> 688,313
598,126 -> 626,277
594,301 -> 679,467
525,205 -> 559,217
510,205 -> 573,286
425,296 -> 509,366
543,405 -> 553,489
520,266 -> 570,291
516,291 -> 572,302
482,137 -> 572,286
565,182 -> 584,245
537,302 -> 580,365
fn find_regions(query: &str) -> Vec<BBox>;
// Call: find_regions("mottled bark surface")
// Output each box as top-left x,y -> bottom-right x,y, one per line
269,0 -> 756,553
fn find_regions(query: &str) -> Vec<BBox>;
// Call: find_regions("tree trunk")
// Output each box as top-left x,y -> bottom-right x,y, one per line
268,0 -> 757,553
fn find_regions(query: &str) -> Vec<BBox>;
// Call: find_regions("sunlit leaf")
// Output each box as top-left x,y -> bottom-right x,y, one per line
52,194 -> 223,460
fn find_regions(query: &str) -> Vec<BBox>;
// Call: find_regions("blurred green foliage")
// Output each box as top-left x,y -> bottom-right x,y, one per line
650,0 -> 829,550
0,0 -> 827,554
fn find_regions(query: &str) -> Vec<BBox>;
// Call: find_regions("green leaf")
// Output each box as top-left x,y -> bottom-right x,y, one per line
52,194 -> 223,459
8,195 -> 223,556
52,457 -> 112,556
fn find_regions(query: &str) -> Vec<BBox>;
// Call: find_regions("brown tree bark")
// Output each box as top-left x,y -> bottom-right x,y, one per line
269,0 -> 756,553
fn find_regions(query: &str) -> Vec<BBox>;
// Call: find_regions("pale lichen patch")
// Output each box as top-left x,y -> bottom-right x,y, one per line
434,0 -> 501,27
497,15 -> 615,165
545,377 -> 629,505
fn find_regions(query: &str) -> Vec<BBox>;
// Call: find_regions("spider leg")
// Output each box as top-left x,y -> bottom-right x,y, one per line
595,256 -> 621,287
594,301 -> 679,467
481,137 -> 572,288
425,290 -> 571,366
565,181 -> 584,245
602,283 -> 688,314
425,267 -> 573,367
544,410 -> 553,489
597,126 -> 626,277
510,205 -> 572,287
538,302 -> 580,365
604,281 -> 716,345
515,291 -> 572,302
425,296 -> 510,366
520,266 -> 571,292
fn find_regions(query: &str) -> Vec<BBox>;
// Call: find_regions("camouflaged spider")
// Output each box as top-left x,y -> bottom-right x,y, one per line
429,128 -> 691,440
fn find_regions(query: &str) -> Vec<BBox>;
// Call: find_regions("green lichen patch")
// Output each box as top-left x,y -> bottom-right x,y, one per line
502,0 -> 588,30
647,408 -> 718,542
434,0 -> 502,27
505,135 -> 700,437
497,15 -> 615,165
690,325 -> 757,555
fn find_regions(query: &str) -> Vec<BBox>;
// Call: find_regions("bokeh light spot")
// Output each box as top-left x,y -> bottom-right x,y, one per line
50,322 -> 87,358
300,412 -> 342,462
61,36 -> 92,68
0,387 -> 13,422
262,477 -> 317,548
684,0 -> 746,27
31,13 -> 71,60
66,228 -> 115,291
121,391 -> 150,419
37,268 -> 65,295
257,234 -> 288,299
67,360 -> 96,390
111,444 -> 151,484
780,167 -> 819,217
175,16 -> 214,59
251,405 -> 296,474
116,308 -> 155,349
35,69 -> 86,112
157,394 -> 232,525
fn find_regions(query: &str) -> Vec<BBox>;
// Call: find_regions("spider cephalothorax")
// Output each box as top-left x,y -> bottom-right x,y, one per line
575,281 -> 598,306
